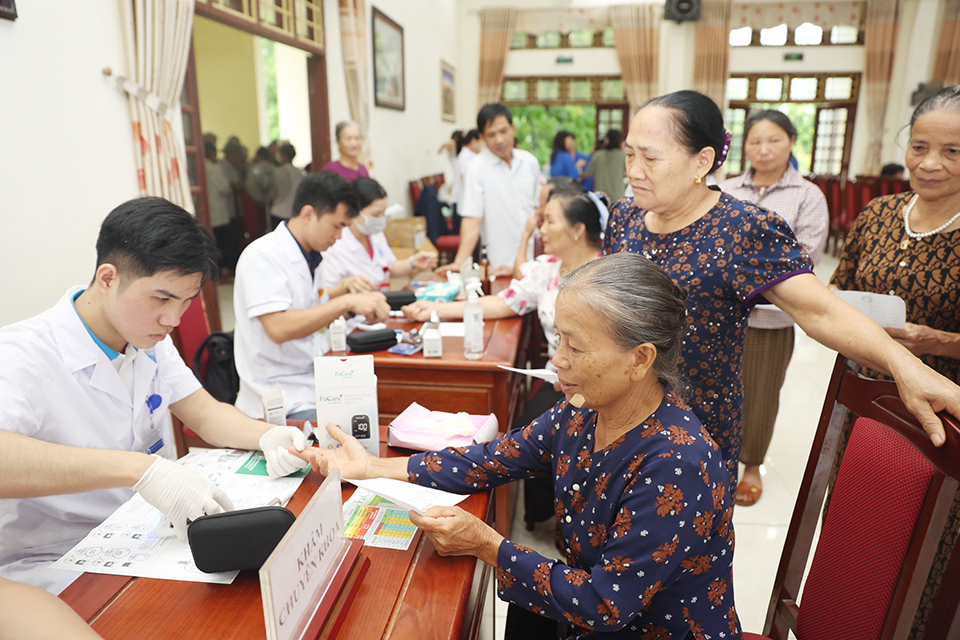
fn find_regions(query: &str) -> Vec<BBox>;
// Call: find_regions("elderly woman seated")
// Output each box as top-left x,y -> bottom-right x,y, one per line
299,252 -> 739,639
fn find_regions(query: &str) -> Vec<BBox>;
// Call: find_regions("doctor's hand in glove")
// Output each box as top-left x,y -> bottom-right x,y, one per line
292,424 -> 375,481
408,506 -> 504,566
259,426 -> 310,479
409,251 -> 439,272
132,456 -> 235,539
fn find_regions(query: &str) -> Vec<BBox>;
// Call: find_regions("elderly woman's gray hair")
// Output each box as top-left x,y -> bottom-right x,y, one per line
335,121 -> 361,140
559,252 -> 688,390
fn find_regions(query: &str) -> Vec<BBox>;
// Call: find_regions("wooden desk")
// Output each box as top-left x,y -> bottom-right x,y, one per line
61,444 -> 492,640
332,316 -> 532,537
360,316 -> 530,427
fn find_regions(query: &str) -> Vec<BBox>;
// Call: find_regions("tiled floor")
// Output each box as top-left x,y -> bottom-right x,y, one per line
475,254 -> 842,640
217,255 -> 842,638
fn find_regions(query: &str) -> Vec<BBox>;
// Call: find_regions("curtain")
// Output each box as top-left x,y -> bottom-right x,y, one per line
933,0 -> 960,86
610,4 -> 660,115
693,0 -> 733,109
731,1 -> 864,30
863,0 -> 899,173
338,0 -> 373,167
115,0 -> 194,209
477,8 -> 517,108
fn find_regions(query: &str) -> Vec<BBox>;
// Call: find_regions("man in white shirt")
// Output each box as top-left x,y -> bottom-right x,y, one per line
233,171 -> 390,422
441,104 -> 541,275
0,198 -> 309,594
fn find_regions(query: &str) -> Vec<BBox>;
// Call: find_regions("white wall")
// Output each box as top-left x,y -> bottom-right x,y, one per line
323,0 -> 462,211
0,1 -> 140,326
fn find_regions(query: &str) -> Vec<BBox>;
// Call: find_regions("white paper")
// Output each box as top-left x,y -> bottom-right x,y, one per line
439,322 -> 465,337
51,449 -> 306,584
497,365 -> 559,384
346,478 -> 467,516
833,290 -> 906,329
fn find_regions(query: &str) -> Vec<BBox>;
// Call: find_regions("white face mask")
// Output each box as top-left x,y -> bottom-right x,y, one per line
356,212 -> 387,235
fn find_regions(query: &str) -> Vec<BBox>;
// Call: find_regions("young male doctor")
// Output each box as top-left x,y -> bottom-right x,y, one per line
0,197 -> 309,595
233,171 -> 390,422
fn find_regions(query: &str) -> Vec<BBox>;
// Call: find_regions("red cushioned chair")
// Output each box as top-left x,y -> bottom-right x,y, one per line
169,295 -> 217,458
744,355 -> 960,640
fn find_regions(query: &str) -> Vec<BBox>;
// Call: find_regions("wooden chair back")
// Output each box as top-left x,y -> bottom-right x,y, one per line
760,355 -> 960,640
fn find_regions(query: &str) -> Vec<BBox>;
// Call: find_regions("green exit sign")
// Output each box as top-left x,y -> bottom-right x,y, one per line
556,56 -> 574,64
784,52 -> 804,61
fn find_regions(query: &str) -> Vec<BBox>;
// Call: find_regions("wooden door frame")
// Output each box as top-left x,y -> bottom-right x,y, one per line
182,9 -> 332,330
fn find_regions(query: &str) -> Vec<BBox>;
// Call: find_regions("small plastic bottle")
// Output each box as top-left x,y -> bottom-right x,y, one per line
463,282 -> 484,360
478,249 -> 491,296
329,315 -> 347,352
423,311 -> 443,358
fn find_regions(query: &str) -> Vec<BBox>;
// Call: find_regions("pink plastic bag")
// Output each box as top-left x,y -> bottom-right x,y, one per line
387,402 -> 499,452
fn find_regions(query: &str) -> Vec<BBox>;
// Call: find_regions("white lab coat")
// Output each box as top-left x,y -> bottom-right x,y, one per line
320,227 -> 396,291
0,287 -> 201,594
233,222 -> 331,417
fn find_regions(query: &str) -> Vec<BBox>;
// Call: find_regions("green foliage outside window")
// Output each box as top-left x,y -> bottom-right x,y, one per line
261,39 -> 280,143
511,105 -> 598,170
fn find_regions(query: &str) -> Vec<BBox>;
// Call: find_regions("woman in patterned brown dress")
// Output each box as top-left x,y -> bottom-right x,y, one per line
831,84 -> 960,638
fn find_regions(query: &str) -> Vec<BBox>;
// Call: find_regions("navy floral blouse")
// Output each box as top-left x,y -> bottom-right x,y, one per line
602,191 -> 812,487
408,390 -> 740,639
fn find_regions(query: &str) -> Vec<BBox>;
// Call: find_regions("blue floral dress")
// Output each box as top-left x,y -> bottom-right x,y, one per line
602,191 -> 812,488
408,390 -> 740,639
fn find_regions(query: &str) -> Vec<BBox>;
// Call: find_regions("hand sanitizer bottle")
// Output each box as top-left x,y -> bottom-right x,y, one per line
463,282 -> 484,360
330,315 -> 347,352
423,311 -> 443,358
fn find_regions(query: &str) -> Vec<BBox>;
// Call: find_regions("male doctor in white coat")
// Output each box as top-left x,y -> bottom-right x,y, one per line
0,197 -> 310,595
232,171 -> 390,422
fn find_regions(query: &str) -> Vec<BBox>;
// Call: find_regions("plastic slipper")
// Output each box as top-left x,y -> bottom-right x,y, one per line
734,480 -> 762,507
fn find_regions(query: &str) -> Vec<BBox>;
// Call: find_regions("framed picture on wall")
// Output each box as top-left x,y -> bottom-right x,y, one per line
441,61 -> 455,122
372,8 -> 404,111
0,0 -> 17,21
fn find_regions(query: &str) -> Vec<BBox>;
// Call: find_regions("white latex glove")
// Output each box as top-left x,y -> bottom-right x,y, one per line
259,426 -> 309,479
132,456 -> 235,540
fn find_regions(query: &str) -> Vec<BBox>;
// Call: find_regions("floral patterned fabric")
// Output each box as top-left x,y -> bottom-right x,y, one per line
498,255 -> 564,366
602,191 -> 813,487
407,390 -> 740,640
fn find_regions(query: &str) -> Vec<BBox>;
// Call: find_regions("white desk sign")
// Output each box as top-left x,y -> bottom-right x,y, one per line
260,470 -> 349,640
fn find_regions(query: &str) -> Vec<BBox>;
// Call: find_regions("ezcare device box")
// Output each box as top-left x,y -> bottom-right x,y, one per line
314,355 -> 379,457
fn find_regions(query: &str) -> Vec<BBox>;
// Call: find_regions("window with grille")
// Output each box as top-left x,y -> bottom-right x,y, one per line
725,73 -> 860,175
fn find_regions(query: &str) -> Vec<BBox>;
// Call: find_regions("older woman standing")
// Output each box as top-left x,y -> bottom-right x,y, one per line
830,85 -> 960,639
322,121 -> 369,181
303,253 -> 740,639
720,111 -> 829,506
603,90 -> 960,493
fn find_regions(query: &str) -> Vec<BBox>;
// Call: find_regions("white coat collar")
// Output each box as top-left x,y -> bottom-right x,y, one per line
51,286 -> 158,408
276,222 -> 316,281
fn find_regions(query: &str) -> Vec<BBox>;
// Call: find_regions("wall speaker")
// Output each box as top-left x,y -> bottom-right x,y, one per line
664,0 -> 701,22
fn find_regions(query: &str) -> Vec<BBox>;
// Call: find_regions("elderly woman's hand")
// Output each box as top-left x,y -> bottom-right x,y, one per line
401,300 -> 439,322
408,506 -> 504,566
886,322 -> 943,356
292,424 -> 375,480
892,358 -> 960,447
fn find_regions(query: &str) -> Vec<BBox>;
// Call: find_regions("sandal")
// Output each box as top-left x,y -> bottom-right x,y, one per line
734,480 -> 762,507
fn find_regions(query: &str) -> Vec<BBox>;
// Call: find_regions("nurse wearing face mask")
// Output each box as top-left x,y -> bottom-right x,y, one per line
321,177 -> 438,296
